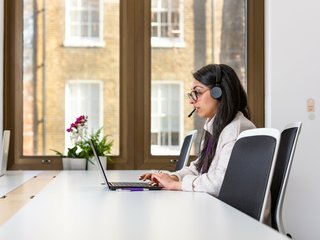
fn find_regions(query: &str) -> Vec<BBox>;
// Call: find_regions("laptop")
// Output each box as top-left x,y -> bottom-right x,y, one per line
89,139 -> 162,191
0,130 -> 10,177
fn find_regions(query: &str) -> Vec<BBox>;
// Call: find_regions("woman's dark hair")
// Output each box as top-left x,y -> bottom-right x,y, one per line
193,64 -> 250,173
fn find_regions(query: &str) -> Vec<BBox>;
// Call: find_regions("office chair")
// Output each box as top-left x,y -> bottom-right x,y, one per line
218,128 -> 280,222
170,130 -> 197,171
270,122 -> 302,236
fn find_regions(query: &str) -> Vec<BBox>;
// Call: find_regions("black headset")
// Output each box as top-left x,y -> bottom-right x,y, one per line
210,64 -> 223,99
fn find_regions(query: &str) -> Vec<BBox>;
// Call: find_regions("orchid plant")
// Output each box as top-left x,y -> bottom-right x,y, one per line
51,115 -> 113,163
67,115 -> 88,145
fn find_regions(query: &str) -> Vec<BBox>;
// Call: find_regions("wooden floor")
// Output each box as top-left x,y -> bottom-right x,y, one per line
0,171 -> 59,226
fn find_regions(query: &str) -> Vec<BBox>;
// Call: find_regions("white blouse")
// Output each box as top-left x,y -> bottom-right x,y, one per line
173,112 -> 256,197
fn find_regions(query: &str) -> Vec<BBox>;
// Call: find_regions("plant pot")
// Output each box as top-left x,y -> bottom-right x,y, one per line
87,156 -> 107,170
62,157 -> 86,170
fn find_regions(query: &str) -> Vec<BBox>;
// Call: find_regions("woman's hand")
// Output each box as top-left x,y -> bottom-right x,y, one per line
139,172 -> 160,185
139,172 -> 153,181
139,172 -> 181,190
150,173 -> 181,190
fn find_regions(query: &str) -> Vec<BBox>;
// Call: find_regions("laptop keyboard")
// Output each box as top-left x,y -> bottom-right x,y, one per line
110,182 -> 150,187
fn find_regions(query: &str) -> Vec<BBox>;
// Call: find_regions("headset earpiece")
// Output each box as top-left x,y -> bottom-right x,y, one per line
210,64 -> 222,99
211,86 -> 222,99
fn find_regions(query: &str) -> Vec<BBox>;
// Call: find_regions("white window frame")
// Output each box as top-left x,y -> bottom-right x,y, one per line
65,80 -> 104,150
151,80 -> 184,155
64,0 -> 105,47
151,0 -> 185,48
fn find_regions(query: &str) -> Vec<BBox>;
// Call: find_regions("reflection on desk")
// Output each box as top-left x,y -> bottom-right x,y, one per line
0,170 -> 288,240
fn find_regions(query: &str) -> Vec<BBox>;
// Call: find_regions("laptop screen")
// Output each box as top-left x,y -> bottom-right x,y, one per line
89,139 -> 111,187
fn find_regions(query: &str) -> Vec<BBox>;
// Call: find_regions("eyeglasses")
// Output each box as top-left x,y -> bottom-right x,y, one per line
187,89 -> 210,101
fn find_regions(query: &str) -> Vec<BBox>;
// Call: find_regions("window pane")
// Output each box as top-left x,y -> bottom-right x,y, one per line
65,0 -> 102,43
81,25 -> 88,37
22,0 -> 120,156
71,25 -> 80,37
171,12 -> 179,24
151,26 -> 158,37
89,0 -> 99,8
65,81 -> 101,150
151,0 -> 247,156
92,10 -> 99,23
161,26 -> 169,38
151,12 -> 157,23
91,24 -> 99,37
151,0 -> 183,47
70,11 -> 80,22
161,12 -> 168,23
151,82 -> 182,155
161,0 -> 168,8
81,0 -> 89,8
81,10 -> 88,22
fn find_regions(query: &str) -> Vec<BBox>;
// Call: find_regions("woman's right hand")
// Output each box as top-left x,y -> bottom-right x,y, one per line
139,172 -> 179,187
139,172 -> 153,181
139,172 -> 161,186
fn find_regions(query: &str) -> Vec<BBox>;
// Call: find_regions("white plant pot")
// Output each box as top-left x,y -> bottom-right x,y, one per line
88,156 -> 107,170
62,158 -> 86,170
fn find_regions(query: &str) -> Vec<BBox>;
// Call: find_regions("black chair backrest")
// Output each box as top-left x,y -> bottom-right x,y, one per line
218,128 -> 280,222
175,130 -> 197,171
270,122 -> 302,233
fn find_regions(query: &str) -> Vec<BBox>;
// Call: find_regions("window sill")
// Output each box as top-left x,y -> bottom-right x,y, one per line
63,40 -> 106,48
151,38 -> 186,48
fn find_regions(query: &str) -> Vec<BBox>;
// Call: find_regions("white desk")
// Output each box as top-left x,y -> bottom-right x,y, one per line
0,170 -> 288,240
0,171 -> 40,197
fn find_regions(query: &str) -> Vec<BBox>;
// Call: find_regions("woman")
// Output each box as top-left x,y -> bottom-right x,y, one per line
140,63 -> 255,196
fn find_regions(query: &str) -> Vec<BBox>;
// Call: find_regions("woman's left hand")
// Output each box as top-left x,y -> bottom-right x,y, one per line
151,173 -> 181,190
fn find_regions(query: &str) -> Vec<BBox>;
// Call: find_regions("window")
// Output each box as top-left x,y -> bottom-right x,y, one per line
5,0 -> 264,170
65,80 -> 103,150
64,0 -> 105,47
11,0 -> 120,163
151,81 -> 183,155
151,0 -> 251,155
151,0 -> 185,48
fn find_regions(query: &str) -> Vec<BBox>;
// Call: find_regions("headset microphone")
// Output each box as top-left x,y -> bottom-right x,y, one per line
188,108 -> 196,118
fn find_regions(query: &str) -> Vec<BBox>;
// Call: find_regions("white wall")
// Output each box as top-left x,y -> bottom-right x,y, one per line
266,0 -> 320,239
0,0 -> 3,134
